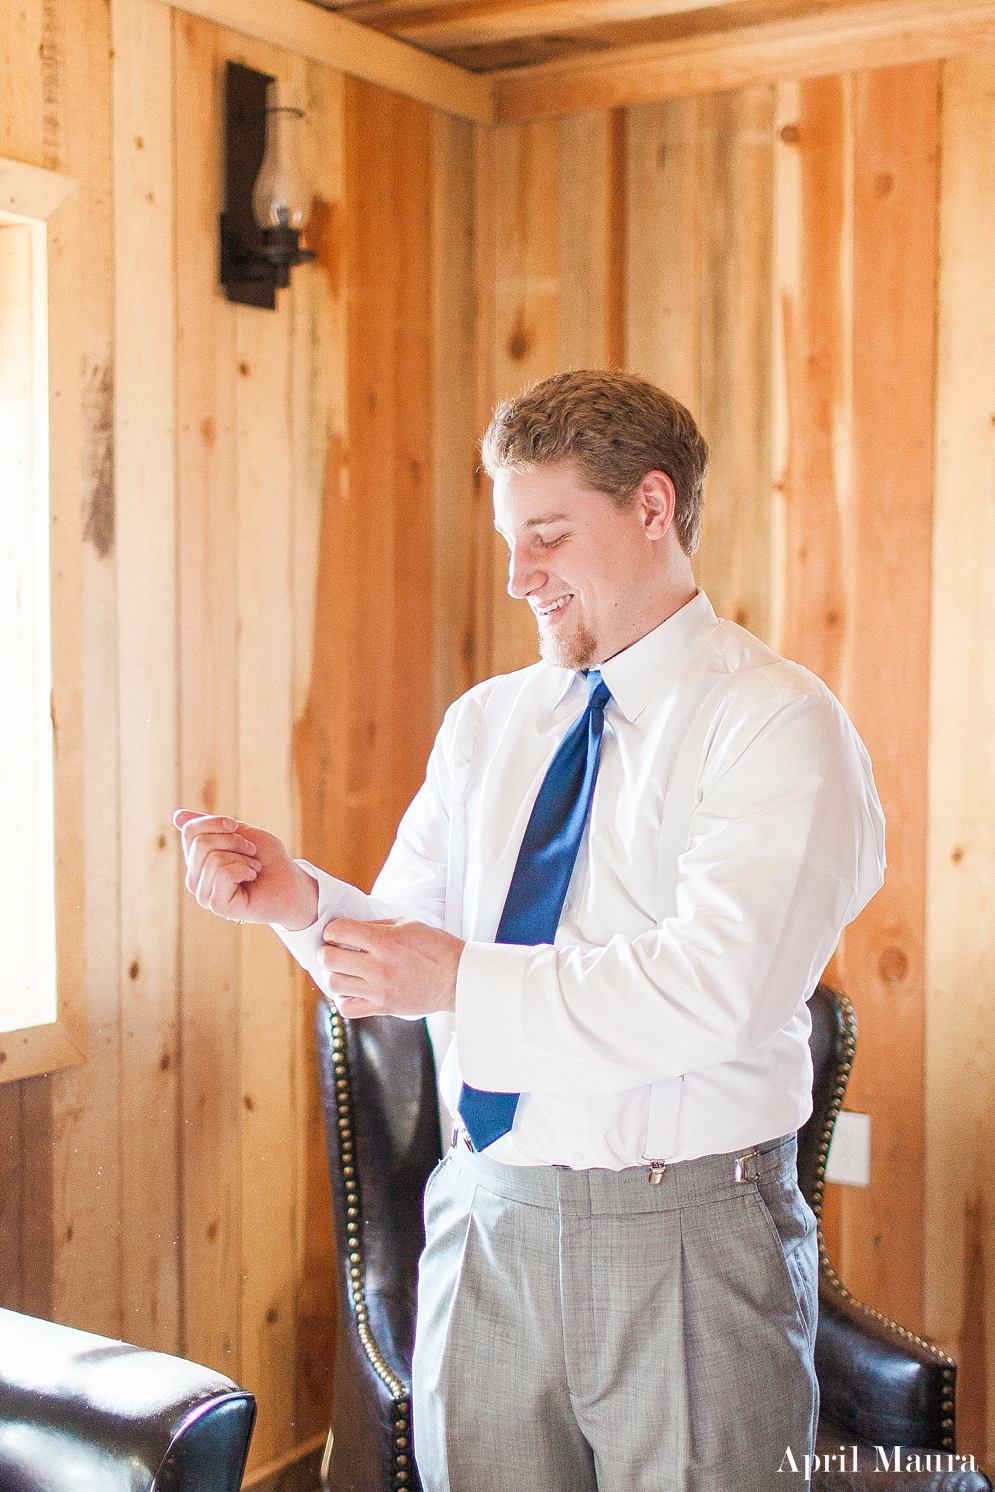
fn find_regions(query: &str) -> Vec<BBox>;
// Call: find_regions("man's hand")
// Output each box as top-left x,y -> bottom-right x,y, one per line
319,917 -> 464,1019
173,810 -> 319,930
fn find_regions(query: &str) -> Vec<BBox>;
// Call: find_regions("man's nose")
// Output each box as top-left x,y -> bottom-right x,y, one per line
507,542 -> 544,599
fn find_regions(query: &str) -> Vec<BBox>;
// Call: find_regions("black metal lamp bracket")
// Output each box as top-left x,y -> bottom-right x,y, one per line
219,61 -> 314,310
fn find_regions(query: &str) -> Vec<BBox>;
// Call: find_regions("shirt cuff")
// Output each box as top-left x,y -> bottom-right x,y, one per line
271,861 -> 386,994
455,941 -> 532,1092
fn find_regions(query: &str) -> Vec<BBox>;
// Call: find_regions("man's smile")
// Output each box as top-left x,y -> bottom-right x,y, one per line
534,594 -> 573,619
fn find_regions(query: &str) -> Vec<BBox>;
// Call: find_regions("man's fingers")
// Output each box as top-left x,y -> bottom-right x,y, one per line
185,832 -> 260,885
318,944 -> 371,980
327,992 -> 390,1021
175,811 -> 252,861
322,916 -> 398,949
192,852 -> 258,913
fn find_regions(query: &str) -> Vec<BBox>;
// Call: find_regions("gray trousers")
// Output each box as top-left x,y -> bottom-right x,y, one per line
412,1133 -> 818,1492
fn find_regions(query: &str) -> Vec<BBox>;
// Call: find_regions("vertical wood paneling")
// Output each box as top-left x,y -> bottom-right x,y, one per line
389,93 -> 435,837
625,98 -> 702,414
771,75 -> 851,692
47,0 -> 122,1340
695,87 -> 775,640
771,72 -> 852,1265
0,0 -> 54,1326
926,52 -> 995,1463
228,31 -> 301,1464
557,110 -> 626,372
297,75 -> 436,897
472,123 -> 497,686
432,110 -> 479,723
174,10 -> 242,1381
111,0 -> 181,1353
775,64 -> 938,1327
838,62 -> 937,1330
289,59 -> 344,1444
0,0 -> 41,162
488,119 -> 560,676
0,1080 -> 53,1316
625,92 -> 775,634
0,1085 -> 22,1307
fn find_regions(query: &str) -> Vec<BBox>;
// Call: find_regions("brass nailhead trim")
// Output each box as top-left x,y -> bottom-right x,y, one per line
330,1008 -> 416,1490
811,991 -> 956,1452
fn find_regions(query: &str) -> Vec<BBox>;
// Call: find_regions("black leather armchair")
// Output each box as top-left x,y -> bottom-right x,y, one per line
0,1306 -> 256,1491
316,986 -> 991,1492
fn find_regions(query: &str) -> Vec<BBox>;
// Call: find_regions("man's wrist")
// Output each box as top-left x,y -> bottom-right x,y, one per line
278,867 -> 320,932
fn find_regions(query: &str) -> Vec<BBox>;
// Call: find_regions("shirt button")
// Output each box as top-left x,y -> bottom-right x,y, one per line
573,1151 -> 584,1164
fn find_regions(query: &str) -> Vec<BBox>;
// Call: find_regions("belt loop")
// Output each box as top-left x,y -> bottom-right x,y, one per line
734,1149 -> 761,1184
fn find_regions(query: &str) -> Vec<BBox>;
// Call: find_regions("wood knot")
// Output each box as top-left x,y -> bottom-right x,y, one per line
877,946 -> 908,985
266,1306 -> 279,1324
779,123 -> 800,145
243,1094 -> 255,1111
874,171 -> 894,199
206,1220 -> 219,1241
951,845 -> 965,864
129,960 -> 141,981
507,318 -> 532,362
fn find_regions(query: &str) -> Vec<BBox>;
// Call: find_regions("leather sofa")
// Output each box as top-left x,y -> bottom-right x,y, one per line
0,1306 -> 256,1491
315,986 -> 991,1492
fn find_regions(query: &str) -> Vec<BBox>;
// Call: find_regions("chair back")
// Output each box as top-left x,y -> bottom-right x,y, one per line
797,982 -> 857,1218
316,1004 -> 440,1491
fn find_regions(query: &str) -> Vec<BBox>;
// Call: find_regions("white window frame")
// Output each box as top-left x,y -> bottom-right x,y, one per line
0,154 -> 82,1084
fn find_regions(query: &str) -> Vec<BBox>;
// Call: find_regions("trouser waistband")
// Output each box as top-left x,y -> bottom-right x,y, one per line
447,1132 -> 796,1215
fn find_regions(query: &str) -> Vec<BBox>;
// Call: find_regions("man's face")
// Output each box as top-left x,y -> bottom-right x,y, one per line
492,461 -> 674,670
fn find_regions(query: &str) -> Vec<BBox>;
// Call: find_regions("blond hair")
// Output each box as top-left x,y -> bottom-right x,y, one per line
481,369 -> 708,555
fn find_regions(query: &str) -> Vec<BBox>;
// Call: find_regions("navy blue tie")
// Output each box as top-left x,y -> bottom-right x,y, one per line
457,669 -> 613,1150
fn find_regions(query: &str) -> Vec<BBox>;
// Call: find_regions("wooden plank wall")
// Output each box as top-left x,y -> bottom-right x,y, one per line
0,2 -> 477,1480
772,63 -> 939,1328
926,51 -> 995,1459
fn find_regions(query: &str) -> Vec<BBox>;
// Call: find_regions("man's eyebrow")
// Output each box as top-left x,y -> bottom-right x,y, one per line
492,513 -> 572,532
523,513 -> 570,528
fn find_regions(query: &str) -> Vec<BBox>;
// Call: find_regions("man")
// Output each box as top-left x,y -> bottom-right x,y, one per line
176,370 -> 885,1492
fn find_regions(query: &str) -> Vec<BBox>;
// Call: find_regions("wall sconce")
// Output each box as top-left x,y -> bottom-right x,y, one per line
220,61 -> 315,310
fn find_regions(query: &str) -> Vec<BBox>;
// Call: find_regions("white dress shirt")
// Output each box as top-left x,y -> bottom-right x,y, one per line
276,591 -> 885,1170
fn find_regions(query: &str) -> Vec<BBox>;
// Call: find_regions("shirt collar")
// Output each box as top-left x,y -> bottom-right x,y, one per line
550,590 -> 717,723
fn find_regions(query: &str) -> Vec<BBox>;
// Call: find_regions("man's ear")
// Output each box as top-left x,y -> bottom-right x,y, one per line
638,471 -> 677,539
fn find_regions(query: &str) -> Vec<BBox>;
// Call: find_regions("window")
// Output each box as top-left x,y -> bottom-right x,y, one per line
0,154 -> 80,1081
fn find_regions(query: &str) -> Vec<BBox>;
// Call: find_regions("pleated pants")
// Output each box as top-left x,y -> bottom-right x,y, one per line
412,1133 -> 818,1492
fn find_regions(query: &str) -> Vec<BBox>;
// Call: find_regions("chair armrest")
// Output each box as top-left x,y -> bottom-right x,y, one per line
815,1266 -> 956,1452
0,1308 -> 255,1492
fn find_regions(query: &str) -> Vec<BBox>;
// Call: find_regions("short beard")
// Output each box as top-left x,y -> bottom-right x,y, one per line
537,618 -> 599,671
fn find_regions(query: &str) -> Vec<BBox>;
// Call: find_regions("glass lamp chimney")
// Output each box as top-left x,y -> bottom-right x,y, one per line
251,80 -> 312,234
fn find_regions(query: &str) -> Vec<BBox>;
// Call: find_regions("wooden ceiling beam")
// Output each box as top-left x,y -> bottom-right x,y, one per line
491,0 -> 995,119
337,0 -> 729,52
168,0 -> 495,120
